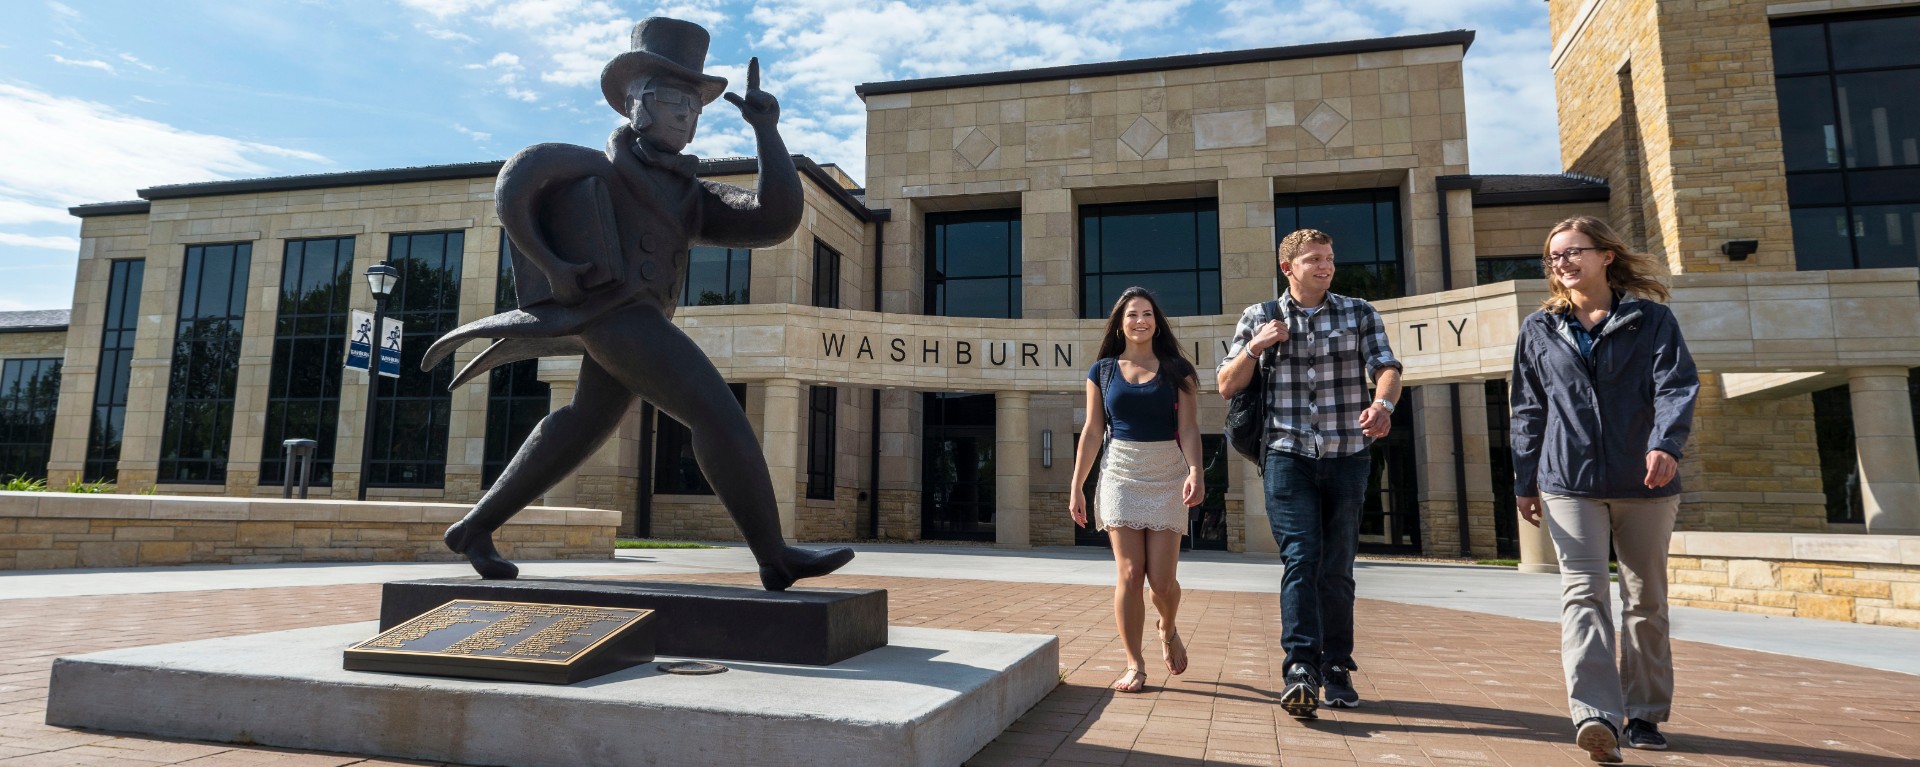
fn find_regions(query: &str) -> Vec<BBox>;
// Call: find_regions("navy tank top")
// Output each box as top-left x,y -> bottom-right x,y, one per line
1089,359 -> 1178,442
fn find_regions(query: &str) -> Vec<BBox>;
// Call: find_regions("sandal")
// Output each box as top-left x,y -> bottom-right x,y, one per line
1159,622 -> 1189,676
1110,667 -> 1147,693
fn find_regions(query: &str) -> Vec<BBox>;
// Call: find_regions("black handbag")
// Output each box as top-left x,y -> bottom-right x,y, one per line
1225,300 -> 1280,472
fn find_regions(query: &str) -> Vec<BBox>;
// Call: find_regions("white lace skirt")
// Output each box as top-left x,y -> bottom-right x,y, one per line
1096,439 -> 1190,535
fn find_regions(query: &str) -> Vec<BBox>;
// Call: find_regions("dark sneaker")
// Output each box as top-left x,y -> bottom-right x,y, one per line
1624,718 -> 1668,750
1575,717 -> 1623,763
1322,665 -> 1360,708
1279,663 -> 1320,719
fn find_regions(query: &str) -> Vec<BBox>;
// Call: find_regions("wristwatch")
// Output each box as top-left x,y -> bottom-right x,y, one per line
1372,399 -> 1395,413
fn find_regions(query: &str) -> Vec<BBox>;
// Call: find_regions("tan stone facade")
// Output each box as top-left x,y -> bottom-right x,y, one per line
1549,0 -> 1920,548
30,12 -> 1919,561
0,330 -> 64,359
1667,531 -> 1920,627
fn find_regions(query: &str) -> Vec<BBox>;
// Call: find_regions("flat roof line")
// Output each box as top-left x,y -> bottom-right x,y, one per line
856,30 -> 1475,98
77,155 -> 880,223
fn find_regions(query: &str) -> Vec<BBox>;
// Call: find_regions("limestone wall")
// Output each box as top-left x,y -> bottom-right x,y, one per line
1667,531 -> 1920,628
0,490 -> 616,571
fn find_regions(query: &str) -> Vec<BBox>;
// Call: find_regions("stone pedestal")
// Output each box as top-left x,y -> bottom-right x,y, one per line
47,622 -> 1059,767
1848,367 -> 1920,534
380,578 -> 887,666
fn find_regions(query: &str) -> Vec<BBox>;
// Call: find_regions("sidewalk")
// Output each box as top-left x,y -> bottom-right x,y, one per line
6,543 -> 1915,675
1,545 -> 1916,766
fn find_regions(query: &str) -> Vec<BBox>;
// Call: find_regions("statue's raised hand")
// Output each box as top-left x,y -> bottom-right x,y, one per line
723,57 -> 779,130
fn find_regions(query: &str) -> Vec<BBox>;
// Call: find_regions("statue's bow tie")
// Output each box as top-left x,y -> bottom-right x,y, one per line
633,141 -> 700,178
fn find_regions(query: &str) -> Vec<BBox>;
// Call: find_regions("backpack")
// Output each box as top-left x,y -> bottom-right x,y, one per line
1225,300 -> 1280,472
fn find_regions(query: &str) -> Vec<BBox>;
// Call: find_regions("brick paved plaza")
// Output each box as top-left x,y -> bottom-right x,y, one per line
1,561 -> 1916,767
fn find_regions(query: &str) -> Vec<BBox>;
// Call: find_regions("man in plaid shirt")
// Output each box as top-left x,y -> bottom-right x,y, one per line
1217,228 -> 1403,719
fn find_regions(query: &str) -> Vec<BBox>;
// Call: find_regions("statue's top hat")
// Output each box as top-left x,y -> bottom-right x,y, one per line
599,17 -> 728,115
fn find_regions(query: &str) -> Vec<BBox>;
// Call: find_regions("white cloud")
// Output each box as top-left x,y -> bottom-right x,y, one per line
0,83 -> 329,266
454,123 -> 493,142
488,52 -> 522,68
0,200 -> 73,226
49,54 -> 114,73
47,1 -> 78,17
399,0 -> 497,18
423,27 -> 478,42
116,52 -> 159,72
0,232 -> 81,250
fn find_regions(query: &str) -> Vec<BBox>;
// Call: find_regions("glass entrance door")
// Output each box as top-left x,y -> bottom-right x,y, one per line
922,394 -> 996,541
1359,390 -> 1421,554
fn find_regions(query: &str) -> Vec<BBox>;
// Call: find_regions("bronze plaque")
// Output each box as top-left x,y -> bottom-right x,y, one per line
345,599 -> 656,684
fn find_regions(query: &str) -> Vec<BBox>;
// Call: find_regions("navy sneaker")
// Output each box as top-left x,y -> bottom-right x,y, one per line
1322,665 -> 1360,708
1624,718 -> 1668,750
1279,663 -> 1319,719
1575,717 -> 1623,763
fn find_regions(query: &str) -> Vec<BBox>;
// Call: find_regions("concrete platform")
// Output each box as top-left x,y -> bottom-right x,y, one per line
46,621 -> 1059,767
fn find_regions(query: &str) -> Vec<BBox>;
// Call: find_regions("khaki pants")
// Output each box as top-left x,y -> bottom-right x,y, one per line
1541,493 -> 1679,727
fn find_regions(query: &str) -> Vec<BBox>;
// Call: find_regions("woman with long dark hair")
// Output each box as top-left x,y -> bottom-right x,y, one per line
1068,286 -> 1204,693
1511,215 -> 1698,762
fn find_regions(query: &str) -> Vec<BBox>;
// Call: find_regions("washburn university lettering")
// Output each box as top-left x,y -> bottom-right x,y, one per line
820,333 -> 1075,368
813,315 -> 1473,370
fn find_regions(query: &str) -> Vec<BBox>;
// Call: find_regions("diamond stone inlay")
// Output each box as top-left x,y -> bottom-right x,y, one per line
1120,116 -> 1164,158
956,128 -> 998,169
1301,102 -> 1349,145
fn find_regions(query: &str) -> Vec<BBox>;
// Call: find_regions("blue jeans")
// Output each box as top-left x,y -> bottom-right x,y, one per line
1265,449 -> 1370,674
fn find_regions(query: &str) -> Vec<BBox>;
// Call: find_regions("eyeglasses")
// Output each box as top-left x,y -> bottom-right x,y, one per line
1544,246 -> 1606,264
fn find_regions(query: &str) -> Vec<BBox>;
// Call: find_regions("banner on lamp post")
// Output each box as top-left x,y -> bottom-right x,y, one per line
347,310 -> 404,379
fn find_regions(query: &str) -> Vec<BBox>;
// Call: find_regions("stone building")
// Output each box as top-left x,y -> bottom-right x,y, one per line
17,5 -> 1920,561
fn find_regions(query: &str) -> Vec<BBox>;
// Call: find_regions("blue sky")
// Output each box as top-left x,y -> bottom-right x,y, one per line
0,0 -> 1560,312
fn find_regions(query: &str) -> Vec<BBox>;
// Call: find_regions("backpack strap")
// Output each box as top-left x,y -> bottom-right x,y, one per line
1097,357 -> 1117,445
1260,299 -> 1282,366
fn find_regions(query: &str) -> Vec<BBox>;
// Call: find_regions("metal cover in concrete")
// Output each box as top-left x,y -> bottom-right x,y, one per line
46,622 -> 1059,767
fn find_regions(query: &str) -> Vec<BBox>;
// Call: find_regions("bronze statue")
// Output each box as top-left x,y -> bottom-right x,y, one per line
421,17 -> 853,591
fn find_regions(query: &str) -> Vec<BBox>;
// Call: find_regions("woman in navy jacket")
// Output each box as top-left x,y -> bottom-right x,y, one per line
1510,216 -> 1698,763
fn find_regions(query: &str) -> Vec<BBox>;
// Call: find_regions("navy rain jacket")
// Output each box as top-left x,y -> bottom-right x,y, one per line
1510,294 -> 1699,499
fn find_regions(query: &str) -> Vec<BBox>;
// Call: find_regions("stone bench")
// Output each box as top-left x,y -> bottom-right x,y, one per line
1668,531 -> 1920,628
0,491 -> 617,571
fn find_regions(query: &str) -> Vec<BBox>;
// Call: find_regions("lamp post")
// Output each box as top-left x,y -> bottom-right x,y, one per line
357,261 -> 399,501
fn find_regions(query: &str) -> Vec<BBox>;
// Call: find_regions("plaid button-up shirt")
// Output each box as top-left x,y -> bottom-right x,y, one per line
1219,292 -> 1402,459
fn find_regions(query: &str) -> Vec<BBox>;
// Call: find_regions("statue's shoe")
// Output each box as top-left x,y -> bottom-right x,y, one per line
759,545 -> 855,591
444,519 -> 520,580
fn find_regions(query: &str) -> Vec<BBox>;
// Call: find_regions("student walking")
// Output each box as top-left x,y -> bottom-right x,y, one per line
1068,287 -> 1205,694
1510,216 -> 1699,763
1217,229 -> 1402,718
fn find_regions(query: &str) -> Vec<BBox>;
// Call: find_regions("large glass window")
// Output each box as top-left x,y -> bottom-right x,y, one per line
85,259 -> 143,481
1080,198 -> 1219,318
1275,188 -> 1405,301
159,243 -> 251,484
812,239 -> 841,309
806,386 -> 837,500
484,235 -> 550,488
1773,11 -> 1920,270
683,246 -> 751,306
0,358 -> 61,481
926,209 -> 1022,318
652,384 -> 747,494
260,237 -> 353,486
1476,256 -> 1545,285
368,231 -> 463,488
